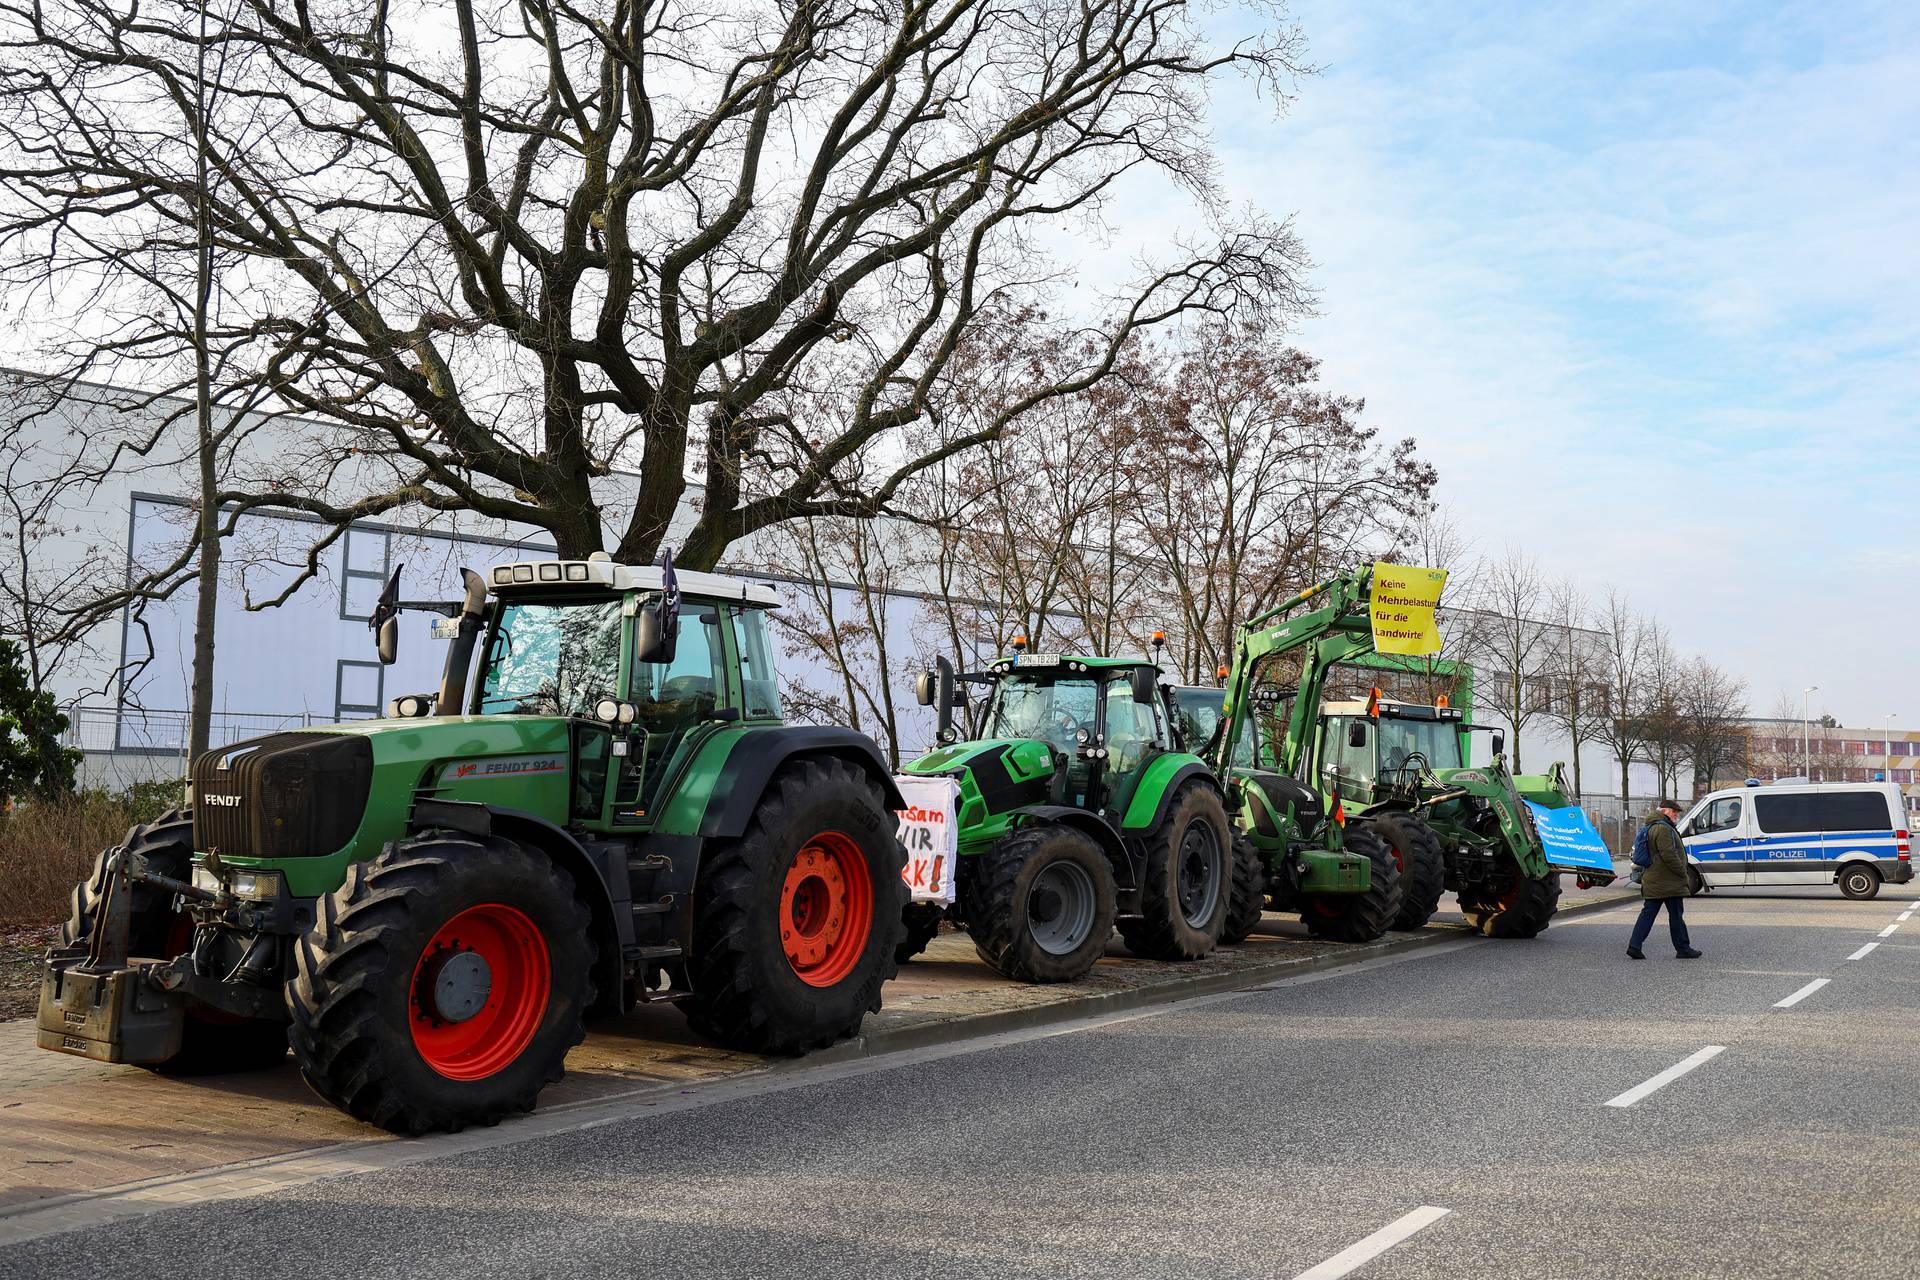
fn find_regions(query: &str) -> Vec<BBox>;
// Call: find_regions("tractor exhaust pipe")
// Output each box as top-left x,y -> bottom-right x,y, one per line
436,569 -> 489,715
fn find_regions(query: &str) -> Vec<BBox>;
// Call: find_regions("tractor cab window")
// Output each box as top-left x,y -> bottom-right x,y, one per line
984,674 -> 1099,757
1377,715 -> 1464,775
1102,681 -> 1158,777
732,607 -> 783,720
477,598 -> 624,716
1323,717 -> 1376,787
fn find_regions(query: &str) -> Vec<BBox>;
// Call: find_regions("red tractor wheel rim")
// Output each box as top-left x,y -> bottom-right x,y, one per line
780,831 -> 873,988
409,903 -> 551,1081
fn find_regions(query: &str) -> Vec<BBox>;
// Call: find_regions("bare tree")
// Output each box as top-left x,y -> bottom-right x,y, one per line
1542,576 -> 1599,799
2,0 -> 1315,587
1636,622 -> 1685,798
1471,548 -> 1552,773
1591,588 -> 1651,801
1135,323 -> 1434,681
760,512 -> 914,764
1675,656 -> 1748,795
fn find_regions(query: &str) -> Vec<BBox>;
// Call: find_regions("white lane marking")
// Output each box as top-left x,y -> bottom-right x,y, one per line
1878,923 -> 1900,938
1773,978 -> 1830,1009
1605,1046 -> 1727,1108
1849,942 -> 1880,961
1900,911 -> 1913,922
1293,1206 -> 1453,1280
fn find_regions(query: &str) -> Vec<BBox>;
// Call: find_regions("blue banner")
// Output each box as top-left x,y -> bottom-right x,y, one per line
1524,801 -> 1616,874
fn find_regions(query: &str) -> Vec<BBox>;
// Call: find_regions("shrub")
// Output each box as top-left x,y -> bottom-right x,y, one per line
0,781 -> 185,927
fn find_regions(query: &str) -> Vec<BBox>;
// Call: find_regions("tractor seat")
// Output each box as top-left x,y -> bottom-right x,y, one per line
1241,770 -> 1323,836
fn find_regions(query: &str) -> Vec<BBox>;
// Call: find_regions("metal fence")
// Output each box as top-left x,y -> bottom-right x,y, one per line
58,705 -> 369,791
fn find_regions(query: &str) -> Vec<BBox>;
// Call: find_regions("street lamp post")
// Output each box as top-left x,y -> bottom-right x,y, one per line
1802,685 -> 1819,780
1885,713 -> 1898,785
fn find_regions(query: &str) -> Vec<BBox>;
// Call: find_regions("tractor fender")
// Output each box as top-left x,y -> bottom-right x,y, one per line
1008,804 -> 1133,888
1121,759 -> 1221,834
406,799 -> 627,1011
696,726 -> 906,839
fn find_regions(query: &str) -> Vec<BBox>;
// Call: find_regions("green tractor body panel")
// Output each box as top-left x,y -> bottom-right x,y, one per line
901,736 -> 1056,856
1298,847 -> 1370,893
205,715 -> 575,897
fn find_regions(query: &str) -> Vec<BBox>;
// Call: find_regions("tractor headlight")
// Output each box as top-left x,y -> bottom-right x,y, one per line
192,868 -> 284,901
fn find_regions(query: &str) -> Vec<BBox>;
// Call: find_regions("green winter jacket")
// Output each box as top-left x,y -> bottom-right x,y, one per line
1640,815 -> 1699,899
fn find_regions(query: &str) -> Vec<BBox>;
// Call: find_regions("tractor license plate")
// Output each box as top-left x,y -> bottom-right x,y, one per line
36,953 -> 184,1064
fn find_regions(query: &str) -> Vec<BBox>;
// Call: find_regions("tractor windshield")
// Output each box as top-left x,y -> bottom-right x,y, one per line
983,674 -> 1100,756
1377,715 -> 1464,772
476,598 -> 624,716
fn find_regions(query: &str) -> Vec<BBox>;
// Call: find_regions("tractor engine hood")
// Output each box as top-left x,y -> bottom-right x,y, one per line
190,716 -> 574,864
903,737 -> 1058,819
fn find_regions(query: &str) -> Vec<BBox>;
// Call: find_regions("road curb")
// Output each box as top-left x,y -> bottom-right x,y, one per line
807,888 -> 1642,1067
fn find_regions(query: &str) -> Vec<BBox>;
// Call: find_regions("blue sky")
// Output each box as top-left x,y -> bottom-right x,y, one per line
1154,0 -> 1919,725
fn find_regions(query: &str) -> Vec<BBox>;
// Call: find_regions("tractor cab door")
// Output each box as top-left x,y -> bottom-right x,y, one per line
1097,677 -> 1169,822
612,605 -> 732,823
1318,715 -> 1378,809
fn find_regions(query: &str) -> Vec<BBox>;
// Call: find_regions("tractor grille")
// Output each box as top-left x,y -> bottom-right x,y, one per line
191,732 -> 373,859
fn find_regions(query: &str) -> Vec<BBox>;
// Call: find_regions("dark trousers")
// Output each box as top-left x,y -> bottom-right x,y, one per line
1630,896 -> 1691,952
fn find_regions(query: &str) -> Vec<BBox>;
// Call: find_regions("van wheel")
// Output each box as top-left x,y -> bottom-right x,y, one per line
1838,865 -> 1881,900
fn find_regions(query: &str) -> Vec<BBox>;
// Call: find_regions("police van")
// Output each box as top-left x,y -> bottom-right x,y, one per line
1678,780 -> 1914,898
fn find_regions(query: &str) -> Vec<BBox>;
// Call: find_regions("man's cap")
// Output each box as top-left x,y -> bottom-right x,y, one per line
1655,797 -> 1682,812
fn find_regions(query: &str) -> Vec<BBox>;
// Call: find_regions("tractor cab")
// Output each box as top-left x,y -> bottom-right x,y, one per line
1314,697 -> 1470,810
455,557 -> 785,825
973,654 -> 1169,818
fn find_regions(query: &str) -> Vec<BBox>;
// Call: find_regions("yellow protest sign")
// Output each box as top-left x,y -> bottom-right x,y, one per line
1369,562 -> 1448,655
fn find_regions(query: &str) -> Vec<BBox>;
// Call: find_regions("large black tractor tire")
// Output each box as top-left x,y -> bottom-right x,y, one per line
896,901 -> 947,965
1459,869 -> 1562,939
1365,812 -> 1447,931
62,809 -> 290,1076
1117,784 -> 1233,961
287,834 -> 595,1134
969,824 -> 1118,983
1300,826 -> 1404,944
683,758 -> 907,1055
1219,833 -> 1269,945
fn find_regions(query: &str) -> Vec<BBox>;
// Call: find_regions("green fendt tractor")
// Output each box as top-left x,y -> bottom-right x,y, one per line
1173,568 -> 1429,945
898,645 -> 1249,982
1308,681 -> 1611,938
40,556 -> 908,1133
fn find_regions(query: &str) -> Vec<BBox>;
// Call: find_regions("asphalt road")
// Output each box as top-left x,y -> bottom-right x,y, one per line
8,883 -> 1919,1279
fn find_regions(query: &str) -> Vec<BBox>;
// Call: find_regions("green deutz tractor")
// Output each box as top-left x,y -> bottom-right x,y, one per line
896,646 -> 1252,983
39,555 -> 908,1133
1174,568 -> 1429,945
1309,686 -> 1611,938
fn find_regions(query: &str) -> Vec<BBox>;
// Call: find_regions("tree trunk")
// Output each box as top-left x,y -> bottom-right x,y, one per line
188,17 -> 217,765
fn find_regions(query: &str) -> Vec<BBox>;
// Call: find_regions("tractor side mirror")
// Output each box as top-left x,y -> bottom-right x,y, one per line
636,600 -> 678,666
1491,730 -> 1506,760
377,616 -> 399,666
921,657 -> 957,744
1347,719 -> 1368,750
1131,666 -> 1158,705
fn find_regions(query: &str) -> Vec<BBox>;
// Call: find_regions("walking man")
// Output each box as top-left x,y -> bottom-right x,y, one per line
1629,798 -> 1704,959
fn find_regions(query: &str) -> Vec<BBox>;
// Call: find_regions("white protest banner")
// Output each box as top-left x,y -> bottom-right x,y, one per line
893,775 -> 959,904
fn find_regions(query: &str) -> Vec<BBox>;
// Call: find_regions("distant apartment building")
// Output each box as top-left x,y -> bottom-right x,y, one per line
1741,719 -> 1920,817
